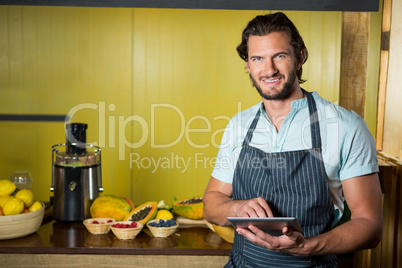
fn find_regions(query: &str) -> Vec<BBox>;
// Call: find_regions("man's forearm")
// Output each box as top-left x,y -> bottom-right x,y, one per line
203,190 -> 240,226
303,217 -> 382,255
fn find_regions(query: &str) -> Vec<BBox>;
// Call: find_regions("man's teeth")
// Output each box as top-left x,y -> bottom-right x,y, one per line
263,78 -> 280,82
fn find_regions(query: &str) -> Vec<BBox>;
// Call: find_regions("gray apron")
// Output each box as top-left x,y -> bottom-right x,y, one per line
225,91 -> 337,267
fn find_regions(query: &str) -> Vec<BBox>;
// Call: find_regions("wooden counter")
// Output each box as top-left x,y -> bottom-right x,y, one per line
0,214 -> 232,267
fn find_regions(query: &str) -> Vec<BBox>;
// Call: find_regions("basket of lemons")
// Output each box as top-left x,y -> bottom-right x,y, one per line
0,180 -> 45,240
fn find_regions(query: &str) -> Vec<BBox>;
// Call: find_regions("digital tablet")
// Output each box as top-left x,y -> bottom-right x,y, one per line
227,217 -> 303,236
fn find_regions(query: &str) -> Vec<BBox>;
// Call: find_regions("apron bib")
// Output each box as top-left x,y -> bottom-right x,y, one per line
225,91 -> 337,267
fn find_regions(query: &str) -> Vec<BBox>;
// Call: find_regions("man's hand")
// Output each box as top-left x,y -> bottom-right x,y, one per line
231,197 -> 274,218
203,177 -> 274,225
236,225 -> 307,256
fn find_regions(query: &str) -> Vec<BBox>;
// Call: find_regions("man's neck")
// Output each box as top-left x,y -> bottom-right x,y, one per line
262,87 -> 305,132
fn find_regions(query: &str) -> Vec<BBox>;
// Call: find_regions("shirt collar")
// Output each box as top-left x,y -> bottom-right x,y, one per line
259,90 -> 316,116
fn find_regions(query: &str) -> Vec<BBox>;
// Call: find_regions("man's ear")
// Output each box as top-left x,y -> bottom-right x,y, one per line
300,48 -> 308,64
245,61 -> 250,73
297,48 -> 308,70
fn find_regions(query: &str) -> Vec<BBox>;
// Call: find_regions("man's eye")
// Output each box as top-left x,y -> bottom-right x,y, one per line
274,54 -> 287,61
252,57 -> 262,62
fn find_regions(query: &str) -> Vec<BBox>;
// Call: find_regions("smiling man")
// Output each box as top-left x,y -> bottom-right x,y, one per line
203,12 -> 382,267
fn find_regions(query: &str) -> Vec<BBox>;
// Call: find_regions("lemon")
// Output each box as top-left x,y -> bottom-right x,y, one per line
155,209 -> 174,220
0,195 -> 13,208
0,180 -> 17,196
28,201 -> 42,212
3,197 -> 24,215
14,189 -> 34,208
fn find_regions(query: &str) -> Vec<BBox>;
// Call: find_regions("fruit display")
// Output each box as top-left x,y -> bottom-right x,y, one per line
0,180 -> 42,216
123,201 -> 157,224
172,197 -> 203,220
89,195 -> 133,221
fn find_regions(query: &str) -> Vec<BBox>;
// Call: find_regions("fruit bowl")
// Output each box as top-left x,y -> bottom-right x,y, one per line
111,221 -> 143,240
147,219 -> 179,238
83,218 -> 116,235
0,201 -> 45,240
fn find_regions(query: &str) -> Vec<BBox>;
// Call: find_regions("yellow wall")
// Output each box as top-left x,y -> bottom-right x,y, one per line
0,6 -> 348,206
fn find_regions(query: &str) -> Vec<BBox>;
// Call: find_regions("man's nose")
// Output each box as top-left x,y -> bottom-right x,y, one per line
262,59 -> 278,77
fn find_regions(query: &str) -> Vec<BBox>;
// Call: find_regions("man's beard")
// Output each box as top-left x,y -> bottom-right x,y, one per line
250,69 -> 297,100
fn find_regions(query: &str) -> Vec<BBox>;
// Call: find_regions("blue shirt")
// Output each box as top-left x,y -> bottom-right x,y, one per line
211,91 -> 379,224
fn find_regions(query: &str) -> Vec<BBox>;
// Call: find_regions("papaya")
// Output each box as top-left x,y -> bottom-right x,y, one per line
205,220 -> 235,244
89,195 -> 131,221
121,196 -> 134,210
172,197 -> 203,220
124,201 -> 157,224
211,224 -> 235,244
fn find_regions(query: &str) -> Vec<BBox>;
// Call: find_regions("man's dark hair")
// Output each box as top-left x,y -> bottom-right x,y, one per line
236,12 -> 308,83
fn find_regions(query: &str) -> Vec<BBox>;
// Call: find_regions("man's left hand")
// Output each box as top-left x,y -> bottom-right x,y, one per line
236,225 -> 307,256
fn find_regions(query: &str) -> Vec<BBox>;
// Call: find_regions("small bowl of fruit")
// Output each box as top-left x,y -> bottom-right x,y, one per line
146,219 -> 179,238
111,221 -> 143,240
83,218 -> 116,235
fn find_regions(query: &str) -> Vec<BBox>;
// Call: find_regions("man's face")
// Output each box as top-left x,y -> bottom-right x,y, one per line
246,32 -> 299,100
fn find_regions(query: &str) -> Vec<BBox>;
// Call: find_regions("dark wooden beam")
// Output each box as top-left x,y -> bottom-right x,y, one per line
0,0 -> 379,11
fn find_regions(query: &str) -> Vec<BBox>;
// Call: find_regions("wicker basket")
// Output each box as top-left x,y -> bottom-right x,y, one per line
83,218 -> 116,235
147,219 -> 179,238
111,221 -> 143,240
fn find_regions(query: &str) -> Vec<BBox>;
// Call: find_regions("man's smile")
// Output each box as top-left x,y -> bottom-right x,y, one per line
260,76 -> 283,85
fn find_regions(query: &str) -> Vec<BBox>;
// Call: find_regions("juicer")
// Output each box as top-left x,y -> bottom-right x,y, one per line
51,123 -> 103,222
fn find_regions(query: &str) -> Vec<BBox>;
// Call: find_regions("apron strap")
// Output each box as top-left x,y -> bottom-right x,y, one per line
304,89 -> 322,149
242,109 -> 261,146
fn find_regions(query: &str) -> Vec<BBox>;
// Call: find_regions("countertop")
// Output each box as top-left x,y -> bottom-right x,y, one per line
0,207 -> 232,256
